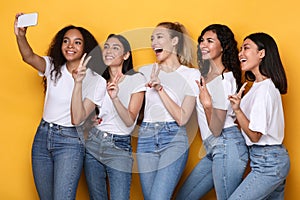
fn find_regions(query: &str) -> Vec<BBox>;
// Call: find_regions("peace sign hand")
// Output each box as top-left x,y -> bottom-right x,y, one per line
196,76 -> 212,109
228,82 -> 247,112
72,53 -> 91,83
107,73 -> 122,100
146,63 -> 162,91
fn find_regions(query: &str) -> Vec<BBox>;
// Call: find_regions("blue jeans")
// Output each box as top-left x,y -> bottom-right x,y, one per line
228,144 -> 290,200
32,119 -> 85,200
176,126 -> 249,200
137,122 -> 189,200
84,127 -> 133,200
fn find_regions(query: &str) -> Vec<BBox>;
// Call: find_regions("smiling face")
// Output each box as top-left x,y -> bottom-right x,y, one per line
198,30 -> 223,62
239,38 -> 265,73
103,37 -> 128,68
151,26 -> 178,63
61,29 -> 84,62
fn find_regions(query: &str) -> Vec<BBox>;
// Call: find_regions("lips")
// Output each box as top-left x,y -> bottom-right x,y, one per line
240,58 -> 247,62
154,48 -> 163,54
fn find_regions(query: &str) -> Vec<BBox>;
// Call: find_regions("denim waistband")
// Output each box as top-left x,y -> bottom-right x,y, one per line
249,144 -> 284,150
140,121 -> 179,128
90,127 -> 131,140
41,119 -> 82,131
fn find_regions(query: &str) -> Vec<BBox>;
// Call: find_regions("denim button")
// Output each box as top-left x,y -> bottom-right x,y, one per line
103,132 -> 107,138
49,123 -> 53,127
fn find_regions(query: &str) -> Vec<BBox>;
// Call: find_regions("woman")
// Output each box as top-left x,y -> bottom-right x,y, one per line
14,13 -> 102,199
71,34 -> 146,200
228,32 -> 290,200
176,24 -> 249,200
137,22 -> 200,200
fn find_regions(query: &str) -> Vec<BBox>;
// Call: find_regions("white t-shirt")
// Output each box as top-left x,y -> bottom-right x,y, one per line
95,73 -> 146,135
139,64 -> 200,122
196,72 -> 238,140
40,56 -> 106,127
240,78 -> 285,146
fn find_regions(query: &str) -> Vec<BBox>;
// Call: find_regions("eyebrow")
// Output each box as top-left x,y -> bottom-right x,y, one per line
63,36 -> 83,41
104,43 -> 122,47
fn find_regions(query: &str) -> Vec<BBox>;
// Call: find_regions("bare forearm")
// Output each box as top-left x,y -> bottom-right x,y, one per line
208,109 -> 226,136
71,83 -> 86,125
16,35 -> 34,62
158,89 -> 195,126
112,97 -> 135,127
16,35 -> 45,72
235,109 -> 262,142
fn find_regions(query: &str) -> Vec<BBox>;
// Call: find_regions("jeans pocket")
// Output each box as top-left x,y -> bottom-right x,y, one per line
113,137 -> 132,153
236,141 -> 249,164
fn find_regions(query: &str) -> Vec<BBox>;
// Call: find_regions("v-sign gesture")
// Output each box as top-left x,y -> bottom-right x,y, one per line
147,63 -> 162,91
228,82 -> 247,112
72,53 -> 91,83
107,73 -> 123,100
196,76 -> 212,109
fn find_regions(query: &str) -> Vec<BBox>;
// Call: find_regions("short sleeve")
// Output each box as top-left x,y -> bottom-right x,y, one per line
38,56 -> 52,77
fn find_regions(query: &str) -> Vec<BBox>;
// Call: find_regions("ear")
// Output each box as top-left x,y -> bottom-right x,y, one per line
123,52 -> 130,60
171,36 -> 179,46
259,49 -> 265,59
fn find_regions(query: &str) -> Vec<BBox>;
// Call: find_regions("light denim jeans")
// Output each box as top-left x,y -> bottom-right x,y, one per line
228,144 -> 290,200
84,127 -> 133,200
137,121 -> 189,200
31,119 -> 85,200
176,126 -> 249,200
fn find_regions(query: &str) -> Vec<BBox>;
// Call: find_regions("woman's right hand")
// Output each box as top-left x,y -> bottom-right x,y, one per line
14,13 -> 27,37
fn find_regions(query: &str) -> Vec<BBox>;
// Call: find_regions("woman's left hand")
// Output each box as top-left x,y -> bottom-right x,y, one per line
228,82 -> 247,112
107,73 -> 122,100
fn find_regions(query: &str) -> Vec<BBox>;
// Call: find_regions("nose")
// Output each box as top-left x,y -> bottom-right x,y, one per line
67,41 -> 74,48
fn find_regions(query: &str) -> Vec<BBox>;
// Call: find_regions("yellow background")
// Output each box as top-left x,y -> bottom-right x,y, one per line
1,0 -> 300,199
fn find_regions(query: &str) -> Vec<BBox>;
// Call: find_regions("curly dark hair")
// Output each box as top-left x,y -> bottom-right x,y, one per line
197,24 -> 242,92
43,25 -> 99,90
243,33 -> 287,94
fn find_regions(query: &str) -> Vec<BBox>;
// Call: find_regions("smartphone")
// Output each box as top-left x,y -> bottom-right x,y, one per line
17,12 -> 38,27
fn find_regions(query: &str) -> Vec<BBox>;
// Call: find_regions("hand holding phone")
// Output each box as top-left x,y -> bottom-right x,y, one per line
17,13 -> 38,27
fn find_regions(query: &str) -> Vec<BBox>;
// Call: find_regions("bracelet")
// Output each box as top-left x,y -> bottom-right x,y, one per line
158,85 -> 163,91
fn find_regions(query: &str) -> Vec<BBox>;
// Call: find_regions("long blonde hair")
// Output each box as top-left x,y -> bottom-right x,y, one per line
156,22 -> 195,67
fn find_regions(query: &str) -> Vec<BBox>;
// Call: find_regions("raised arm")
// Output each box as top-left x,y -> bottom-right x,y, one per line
14,13 -> 46,73
147,64 -> 196,126
196,77 -> 226,136
71,55 -> 96,125
228,82 -> 262,142
107,73 -> 145,127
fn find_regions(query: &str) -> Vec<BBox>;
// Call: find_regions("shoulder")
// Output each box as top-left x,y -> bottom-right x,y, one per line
138,64 -> 153,73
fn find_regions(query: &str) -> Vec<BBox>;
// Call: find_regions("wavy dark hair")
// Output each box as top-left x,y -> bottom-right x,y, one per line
44,25 -> 99,89
102,34 -> 134,80
197,24 -> 242,92
244,33 -> 287,94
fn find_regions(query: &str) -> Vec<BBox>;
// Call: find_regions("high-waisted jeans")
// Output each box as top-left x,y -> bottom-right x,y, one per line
32,119 -> 85,200
137,121 -> 189,200
176,126 -> 249,200
84,127 -> 133,200
228,144 -> 290,200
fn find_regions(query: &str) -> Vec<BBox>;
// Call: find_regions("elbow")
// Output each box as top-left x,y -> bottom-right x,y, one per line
71,116 -> 83,126
124,119 -> 135,127
176,119 -> 188,127
248,132 -> 262,143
